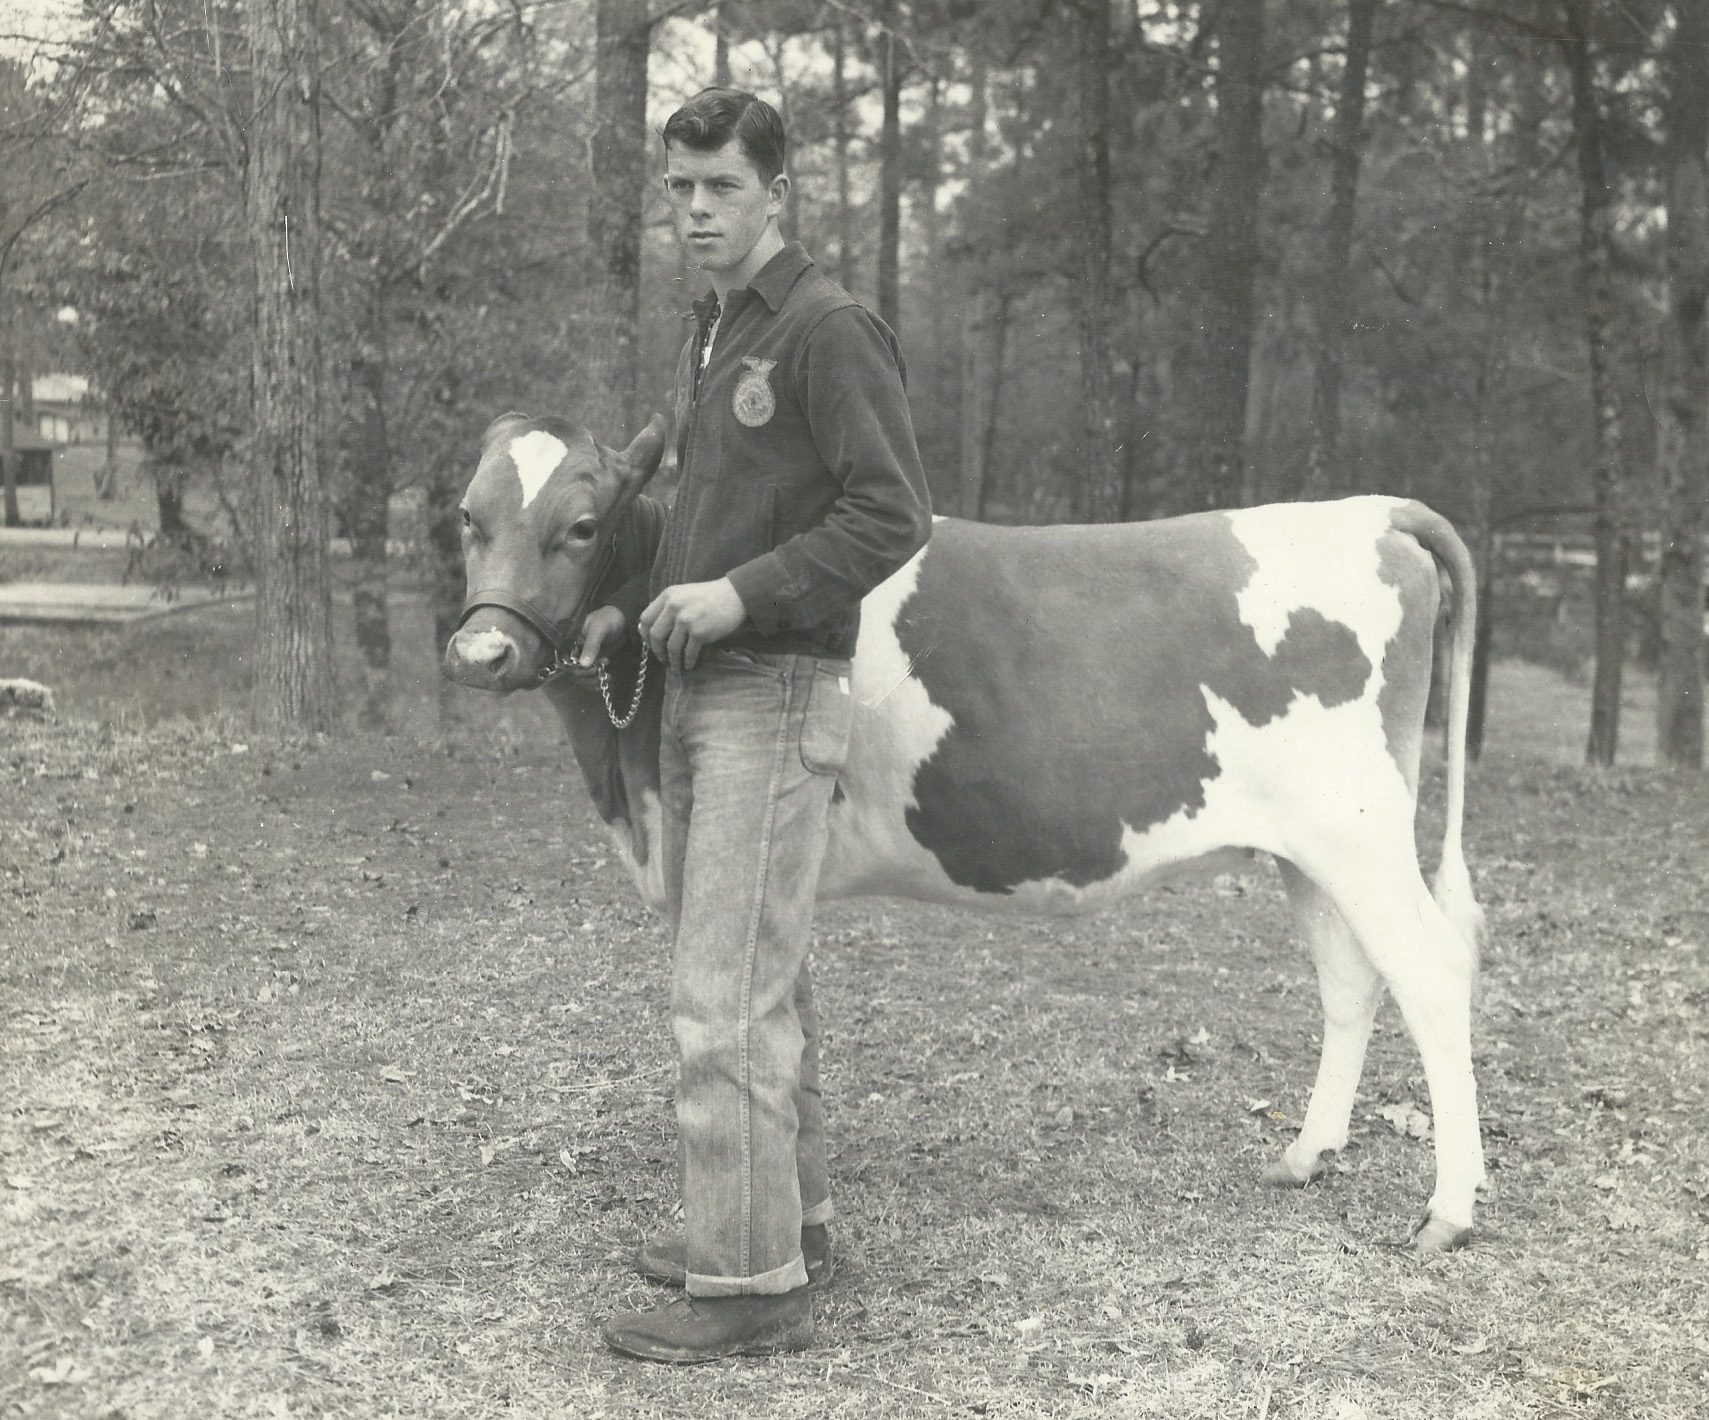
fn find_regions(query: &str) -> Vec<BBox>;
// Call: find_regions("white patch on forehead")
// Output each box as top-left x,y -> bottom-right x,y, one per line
1227,496 -> 1407,669
507,430 -> 569,509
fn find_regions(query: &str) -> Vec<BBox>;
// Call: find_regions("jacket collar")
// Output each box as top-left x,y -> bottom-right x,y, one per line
747,241 -> 813,311
688,242 -> 814,324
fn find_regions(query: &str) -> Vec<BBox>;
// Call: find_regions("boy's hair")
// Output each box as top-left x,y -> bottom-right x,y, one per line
661,88 -> 787,183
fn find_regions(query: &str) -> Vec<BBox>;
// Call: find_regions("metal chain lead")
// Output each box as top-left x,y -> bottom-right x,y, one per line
596,649 -> 649,729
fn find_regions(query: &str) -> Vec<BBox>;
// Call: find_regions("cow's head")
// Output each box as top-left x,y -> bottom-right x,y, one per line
442,412 -> 667,692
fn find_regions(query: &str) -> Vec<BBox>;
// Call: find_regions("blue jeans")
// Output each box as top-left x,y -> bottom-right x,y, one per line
659,649 -> 853,1296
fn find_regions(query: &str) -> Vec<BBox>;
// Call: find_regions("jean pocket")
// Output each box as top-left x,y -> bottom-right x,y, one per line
798,660 -> 854,777
706,647 -> 788,680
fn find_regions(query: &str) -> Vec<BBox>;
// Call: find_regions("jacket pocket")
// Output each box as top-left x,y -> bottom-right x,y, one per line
798,658 -> 854,777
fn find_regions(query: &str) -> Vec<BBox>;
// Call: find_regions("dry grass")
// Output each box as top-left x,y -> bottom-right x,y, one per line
1,669 -> 1705,1419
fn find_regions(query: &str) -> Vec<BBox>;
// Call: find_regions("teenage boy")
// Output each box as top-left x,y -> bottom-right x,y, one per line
578,88 -> 932,1363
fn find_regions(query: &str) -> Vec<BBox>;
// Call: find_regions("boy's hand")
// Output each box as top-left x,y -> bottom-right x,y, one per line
640,579 -> 747,671
576,605 -> 629,668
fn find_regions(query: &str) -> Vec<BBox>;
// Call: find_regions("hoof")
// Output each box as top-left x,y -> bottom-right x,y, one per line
1261,1152 -> 1327,1188
1410,1215 -> 1472,1253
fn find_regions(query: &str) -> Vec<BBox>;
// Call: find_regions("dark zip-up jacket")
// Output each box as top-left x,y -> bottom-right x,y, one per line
611,242 -> 931,660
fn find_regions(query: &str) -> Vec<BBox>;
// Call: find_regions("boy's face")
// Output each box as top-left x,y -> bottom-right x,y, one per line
664,139 -> 787,277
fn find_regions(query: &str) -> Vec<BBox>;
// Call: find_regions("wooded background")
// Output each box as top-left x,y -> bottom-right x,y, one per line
0,0 -> 1703,767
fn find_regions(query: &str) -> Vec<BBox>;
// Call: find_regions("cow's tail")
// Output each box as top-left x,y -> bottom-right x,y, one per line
1391,500 -> 1485,959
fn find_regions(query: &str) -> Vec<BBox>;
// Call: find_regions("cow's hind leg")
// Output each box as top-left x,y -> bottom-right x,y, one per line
1301,849 -> 1485,1252
1264,860 -> 1383,1190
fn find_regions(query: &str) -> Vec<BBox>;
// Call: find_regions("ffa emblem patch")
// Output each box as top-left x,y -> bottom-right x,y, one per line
732,357 -> 777,428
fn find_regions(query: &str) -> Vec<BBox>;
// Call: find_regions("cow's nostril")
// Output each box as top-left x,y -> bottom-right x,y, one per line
452,628 -> 518,676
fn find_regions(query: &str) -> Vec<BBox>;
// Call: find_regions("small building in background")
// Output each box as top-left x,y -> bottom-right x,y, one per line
31,373 -> 106,445
8,432 -> 57,524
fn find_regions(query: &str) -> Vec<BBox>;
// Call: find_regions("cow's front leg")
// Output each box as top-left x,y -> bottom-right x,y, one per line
1263,862 -> 1382,1189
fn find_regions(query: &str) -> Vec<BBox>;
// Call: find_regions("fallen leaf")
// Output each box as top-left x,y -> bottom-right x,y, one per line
1378,1103 -> 1431,1141
381,1067 -> 413,1084
29,1358 -> 86,1386
198,1337 -> 215,1359
1015,1316 -> 1044,1337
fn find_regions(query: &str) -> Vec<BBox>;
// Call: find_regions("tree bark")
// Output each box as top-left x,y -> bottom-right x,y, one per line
1303,0 -> 1375,499
1563,1 -> 1630,766
1189,0 -> 1266,511
246,0 -> 336,736
1070,0 -> 1120,521
1655,0 -> 1708,769
877,1 -> 903,331
585,0 -> 649,437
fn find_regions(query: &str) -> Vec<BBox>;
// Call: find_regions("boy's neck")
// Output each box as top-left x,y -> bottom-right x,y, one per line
709,223 -> 785,302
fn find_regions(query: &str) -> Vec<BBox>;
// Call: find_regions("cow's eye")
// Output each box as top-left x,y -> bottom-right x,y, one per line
459,507 -> 479,539
569,517 -> 598,544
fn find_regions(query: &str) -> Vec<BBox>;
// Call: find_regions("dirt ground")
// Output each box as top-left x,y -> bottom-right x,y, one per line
1,691 -> 1706,1418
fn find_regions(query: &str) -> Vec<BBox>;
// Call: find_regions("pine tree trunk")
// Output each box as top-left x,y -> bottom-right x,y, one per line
98,404 -> 118,499
1655,0 -> 1709,769
831,17 -> 855,292
713,4 -> 730,86
0,351 -> 17,527
246,0 -> 336,737
956,53 -> 990,519
1071,0 -> 1120,521
347,336 -> 393,729
978,291 -> 1012,521
877,1 -> 902,331
1304,0 -> 1374,499
586,0 -> 648,437
1189,0 -> 1266,511
1563,2 -> 1630,767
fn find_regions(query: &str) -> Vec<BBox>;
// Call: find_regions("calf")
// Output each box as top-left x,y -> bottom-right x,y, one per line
444,414 -> 1487,1250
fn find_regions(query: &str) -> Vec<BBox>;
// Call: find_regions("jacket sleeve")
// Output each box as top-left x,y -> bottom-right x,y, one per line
724,306 -> 932,634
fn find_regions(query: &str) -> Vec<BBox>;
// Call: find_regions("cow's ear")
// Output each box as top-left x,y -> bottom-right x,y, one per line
616,414 -> 667,488
481,412 -> 532,449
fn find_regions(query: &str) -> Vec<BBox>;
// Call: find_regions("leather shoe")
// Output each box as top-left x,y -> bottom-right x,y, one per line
601,1288 -> 813,1364
634,1222 -> 834,1290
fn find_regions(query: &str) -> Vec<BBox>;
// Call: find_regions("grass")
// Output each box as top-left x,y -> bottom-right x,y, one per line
1,638 -> 1705,1418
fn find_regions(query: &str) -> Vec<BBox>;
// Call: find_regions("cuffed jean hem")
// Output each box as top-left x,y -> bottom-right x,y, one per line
686,1253 -> 809,1298
800,1198 -> 833,1228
